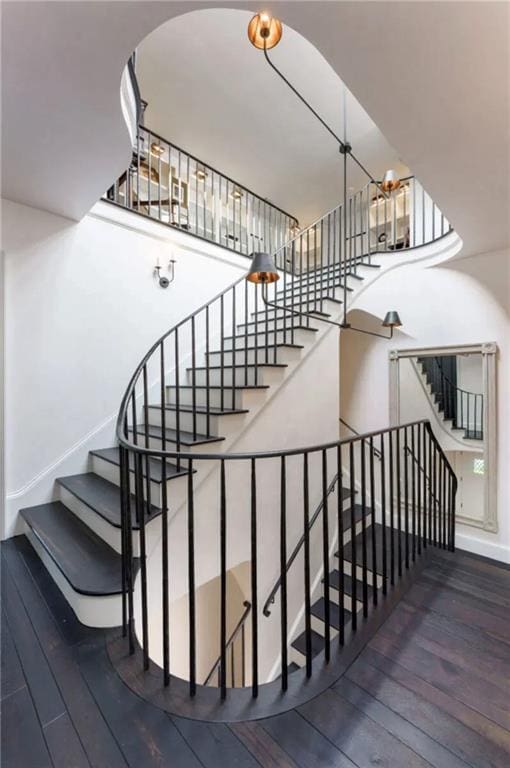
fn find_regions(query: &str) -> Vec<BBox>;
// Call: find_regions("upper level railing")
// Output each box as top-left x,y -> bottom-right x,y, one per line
104,124 -> 299,257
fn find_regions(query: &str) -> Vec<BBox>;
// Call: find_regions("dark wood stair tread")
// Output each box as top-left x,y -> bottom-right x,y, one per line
20,502 -> 129,596
328,571 -> 375,600
130,424 -> 225,447
342,523 -> 409,575
147,403 -> 248,416
311,597 -> 352,630
291,629 -> 326,658
90,447 -> 189,483
340,502 -> 369,531
56,472 -> 159,530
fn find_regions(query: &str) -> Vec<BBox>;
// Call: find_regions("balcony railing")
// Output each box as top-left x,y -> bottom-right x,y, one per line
104,125 -> 299,257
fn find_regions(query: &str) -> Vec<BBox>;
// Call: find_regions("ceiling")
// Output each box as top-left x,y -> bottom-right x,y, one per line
137,9 -> 408,227
2,1 -> 508,256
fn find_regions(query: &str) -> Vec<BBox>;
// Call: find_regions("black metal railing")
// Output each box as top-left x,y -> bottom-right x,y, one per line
418,356 -> 484,440
105,125 -> 299,257
114,176 -> 455,705
204,600 -> 251,688
118,420 -> 456,700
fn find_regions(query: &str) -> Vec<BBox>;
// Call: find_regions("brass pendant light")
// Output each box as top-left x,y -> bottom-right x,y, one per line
381,169 -> 401,193
247,13 -> 283,50
246,252 -> 280,284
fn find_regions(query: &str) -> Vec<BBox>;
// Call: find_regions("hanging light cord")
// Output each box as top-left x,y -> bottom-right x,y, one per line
263,44 -> 387,195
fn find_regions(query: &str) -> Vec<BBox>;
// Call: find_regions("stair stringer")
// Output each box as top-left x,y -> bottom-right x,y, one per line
137,232 -> 463,675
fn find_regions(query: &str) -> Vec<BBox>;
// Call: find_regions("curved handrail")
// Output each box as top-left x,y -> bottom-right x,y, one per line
419,356 -> 484,437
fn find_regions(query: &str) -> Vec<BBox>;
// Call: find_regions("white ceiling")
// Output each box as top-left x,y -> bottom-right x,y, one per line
137,9 -> 408,227
2,1 -> 508,256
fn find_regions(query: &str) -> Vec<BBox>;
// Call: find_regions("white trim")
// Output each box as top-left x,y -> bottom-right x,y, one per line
455,532 -> 510,565
0,250 -> 5,538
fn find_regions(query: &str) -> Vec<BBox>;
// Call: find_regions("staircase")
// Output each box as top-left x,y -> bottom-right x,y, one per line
18,173 -> 459,720
417,356 -> 484,441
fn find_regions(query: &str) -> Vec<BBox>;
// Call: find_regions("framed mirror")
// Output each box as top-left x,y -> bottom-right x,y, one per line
389,343 -> 497,532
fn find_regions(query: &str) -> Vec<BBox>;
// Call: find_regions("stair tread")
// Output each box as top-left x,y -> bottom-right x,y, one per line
311,597 -> 353,630
207,343 -> 304,354
147,403 -> 248,416
342,523 -> 409,575
57,472 -> 160,529
20,502 -> 128,596
90,447 -> 189,483
234,325 -> 319,336
291,629 -> 326,658
166,384 -> 270,391
130,424 -> 225,446
187,363 -> 288,371
340,502 -> 369,531
328,570 -> 375,599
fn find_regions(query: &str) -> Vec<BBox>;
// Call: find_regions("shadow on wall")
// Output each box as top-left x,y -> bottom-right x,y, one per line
440,248 -> 510,319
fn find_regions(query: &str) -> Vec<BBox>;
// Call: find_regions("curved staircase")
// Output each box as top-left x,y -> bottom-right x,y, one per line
19,176 -> 459,720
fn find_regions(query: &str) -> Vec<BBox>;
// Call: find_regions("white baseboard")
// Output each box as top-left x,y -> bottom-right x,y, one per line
455,532 -> 510,564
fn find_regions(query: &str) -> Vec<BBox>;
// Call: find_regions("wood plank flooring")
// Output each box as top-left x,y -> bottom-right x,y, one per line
2,535 -> 509,768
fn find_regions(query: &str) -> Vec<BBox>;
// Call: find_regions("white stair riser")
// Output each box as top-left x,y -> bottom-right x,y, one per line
206,347 -> 302,367
310,616 -> 343,638
146,406 -> 245,435
237,318 -> 318,335
187,366 -> 285,388
167,386 -> 267,410
24,526 -> 122,628
57,486 -> 132,555
135,433 -> 224,455
90,454 -> 188,510
225,328 -> 313,349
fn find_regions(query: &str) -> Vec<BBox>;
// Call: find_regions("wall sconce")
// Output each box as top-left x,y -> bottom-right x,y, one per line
154,258 -> 176,289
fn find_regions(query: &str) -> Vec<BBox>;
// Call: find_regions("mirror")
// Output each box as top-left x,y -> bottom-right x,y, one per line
389,343 -> 497,533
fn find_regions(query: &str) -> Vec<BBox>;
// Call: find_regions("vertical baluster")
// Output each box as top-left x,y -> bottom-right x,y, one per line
360,439 -> 368,617
122,416 -> 135,654
244,279 -> 249,386
416,423 -> 422,557
422,424 -> 427,551
349,442 -> 357,631
241,622 -> 246,688
205,307 -> 211,437
280,456 -> 288,690
380,433 -> 387,595
336,445 -> 345,645
433,441 -> 438,546
428,428 -> 433,545
369,438 -> 377,607
220,295 -> 225,410
422,184 -> 426,245
411,425 -> 417,562
396,428 -> 402,577
174,330 -> 181,471
250,458 -> 258,697
303,453 -> 312,676
135,451 -> 149,670
231,645 -> 235,689
159,343 -> 170,685
389,429 -> 395,585
191,316 -> 197,441
254,283 -> 259,384
321,450 -> 331,661
442,460 -> 447,549
232,286 -> 237,405
188,460 -> 196,695
220,460 -> 227,699
120,443 -> 128,637
403,426 -> 409,570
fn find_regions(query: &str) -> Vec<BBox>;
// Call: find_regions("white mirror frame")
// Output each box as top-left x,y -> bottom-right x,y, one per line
389,342 -> 498,533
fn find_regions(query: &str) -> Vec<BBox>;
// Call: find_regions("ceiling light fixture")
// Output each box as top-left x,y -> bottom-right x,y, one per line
381,169 -> 401,193
247,12 -> 283,50
150,142 -> 165,157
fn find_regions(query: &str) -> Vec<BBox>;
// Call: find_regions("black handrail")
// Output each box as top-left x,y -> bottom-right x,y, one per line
204,600 -> 251,687
126,54 -> 143,128
263,472 -> 339,616
339,418 -> 382,459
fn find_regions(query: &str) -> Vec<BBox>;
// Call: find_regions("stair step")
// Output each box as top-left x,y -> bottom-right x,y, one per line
187,363 -> 288,372
328,571 -> 375,600
251,306 -> 331,319
56,472 -> 160,529
291,629 -> 326,659
20,502 -> 128,596
288,662 -> 300,673
90,447 -> 189,484
236,321 -> 319,335
130,424 -> 225,447
342,523 -> 409,576
148,403 -> 248,416
340,502 -> 369,531
310,597 -> 353,630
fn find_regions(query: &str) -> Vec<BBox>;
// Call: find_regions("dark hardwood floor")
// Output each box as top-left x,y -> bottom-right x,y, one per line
2,535 -> 509,768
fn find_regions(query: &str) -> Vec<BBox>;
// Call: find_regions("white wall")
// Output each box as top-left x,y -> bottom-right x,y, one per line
1,198 -> 248,538
340,247 -> 510,563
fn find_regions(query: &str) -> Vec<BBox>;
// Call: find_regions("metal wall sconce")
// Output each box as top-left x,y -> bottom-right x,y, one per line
154,258 -> 176,289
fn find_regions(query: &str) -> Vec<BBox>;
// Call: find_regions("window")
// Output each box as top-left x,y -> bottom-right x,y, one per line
473,458 -> 485,476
